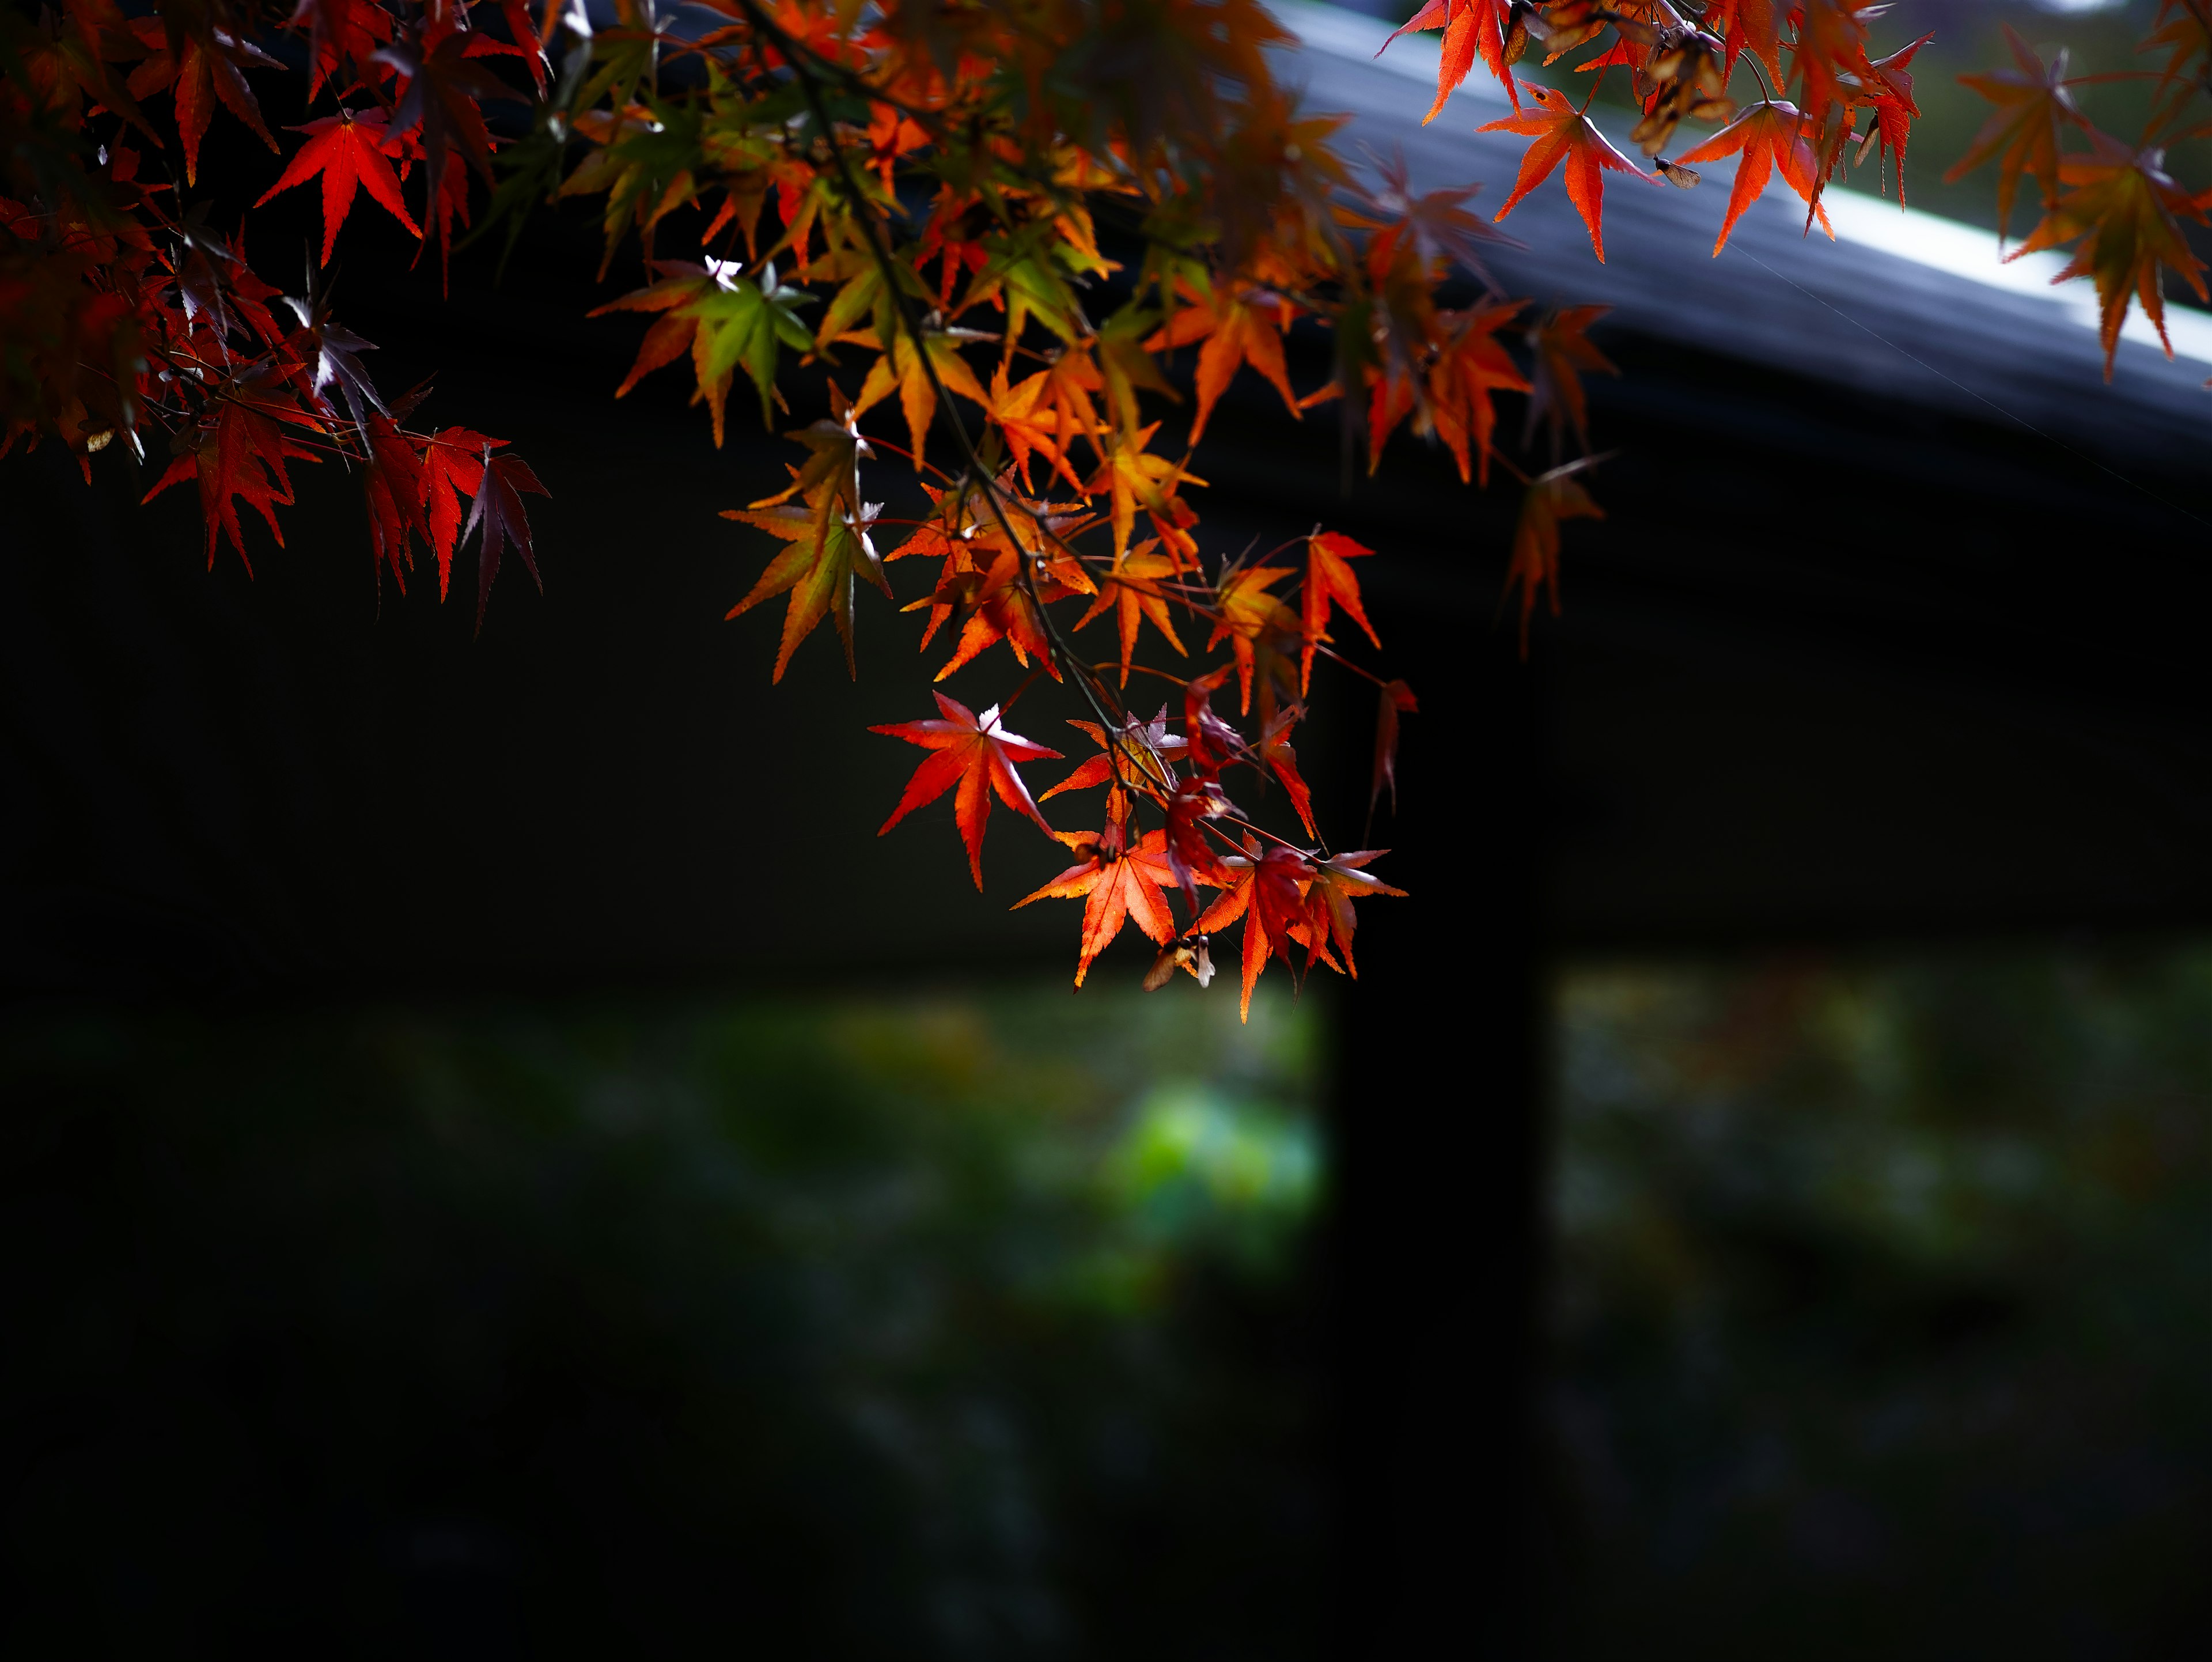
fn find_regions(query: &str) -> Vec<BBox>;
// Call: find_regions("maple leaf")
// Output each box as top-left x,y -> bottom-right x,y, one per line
2013,132 -> 2211,378
1085,423 -> 1205,562
1505,459 -> 1603,654
872,692 -> 1062,889
1300,529 -> 1378,695
254,109 -> 422,266
1013,812 -> 1183,989
418,426 -> 495,599
1479,82 -> 1654,263
1943,27 -> 2084,241
1351,148 -> 1516,288
1161,772 -> 1238,915
1182,664 -> 1245,777
461,446 -> 548,629
1703,0 -> 1781,81
1853,32 -> 1934,203
1523,304 -> 1616,457
1256,707 -> 1319,841
1074,538 -> 1190,688
376,25 -> 526,222
2141,0 -> 2211,113
1195,836 -> 1315,1021
361,410 -> 427,588
1301,850 -> 1407,979
1207,562 -> 1297,715
852,325 -> 991,473
593,259 -> 817,446
1041,710 -> 1188,802
913,544 -> 1062,683
1426,302 -> 1530,487
279,290 -> 386,442
126,26 -> 280,185
1369,678 -> 1419,826
1143,282 -> 1300,445
1677,100 -> 1833,256
142,397 -> 315,572
1377,0 -> 1519,118
982,361 -> 1086,493
289,0 -> 392,103
724,490 -> 891,680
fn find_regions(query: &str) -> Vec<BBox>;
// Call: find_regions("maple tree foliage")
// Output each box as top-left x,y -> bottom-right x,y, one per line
5,0 -> 1974,1008
1945,13 -> 2212,378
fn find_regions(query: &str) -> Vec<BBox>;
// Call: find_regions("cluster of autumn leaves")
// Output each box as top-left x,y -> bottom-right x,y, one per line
1,0 -> 547,614
4,0 -> 2206,1001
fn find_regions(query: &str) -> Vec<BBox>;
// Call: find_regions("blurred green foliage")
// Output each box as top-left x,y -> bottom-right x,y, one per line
0,987 -> 1326,1657
1554,948 -> 2212,1659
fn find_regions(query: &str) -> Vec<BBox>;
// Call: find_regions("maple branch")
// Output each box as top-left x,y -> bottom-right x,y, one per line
738,0 -> 1178,812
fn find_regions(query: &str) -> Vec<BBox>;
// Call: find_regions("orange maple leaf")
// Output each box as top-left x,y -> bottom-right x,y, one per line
1677,100 -> 1833,256
872,692 -> 1062,889
1074,538 -> 1190,688
1013,813 -> 1183,988
911,544 -> 1062,682
1479,83 -> 1654,263
853,326 -> 991,473
1427,302 -> 1531,486
1143,282 -> 1300,445
1207,562 -> 1297,715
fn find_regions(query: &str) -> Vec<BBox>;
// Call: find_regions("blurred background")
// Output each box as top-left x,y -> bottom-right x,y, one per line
16,943 -> 2212,1655
1,986 -> 1328,1655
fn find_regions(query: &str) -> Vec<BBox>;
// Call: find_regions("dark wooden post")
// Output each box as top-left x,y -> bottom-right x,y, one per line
1329,626 -> 1547,1659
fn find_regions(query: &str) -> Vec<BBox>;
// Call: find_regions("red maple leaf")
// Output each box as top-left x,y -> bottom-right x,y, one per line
126,25 -> 280,185
1300,529 -> 1378,694
460,445 -> 548,629
1194,835 -> 1316,1021
1855,32 -> 1934,203
1377,0 -> 1519,118
1479,82 -> 1654,262
1369,678 -> 1419,824
142,399 -> 315,571
418,426 -> 494,600
254,108 -> 422,266
1256,707 -> 1319,841
1300,850 -> 1407,979
872,692 -> 1062,888
361,410 -> 426,588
